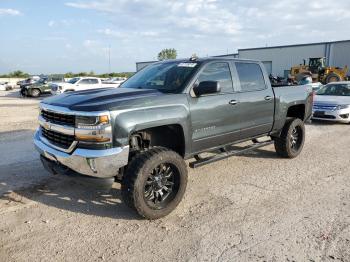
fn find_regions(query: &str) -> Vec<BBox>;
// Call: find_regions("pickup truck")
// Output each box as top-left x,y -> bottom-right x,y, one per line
22,75 -> 65,97
50,77 -> 118,95
34,57 -> 313,219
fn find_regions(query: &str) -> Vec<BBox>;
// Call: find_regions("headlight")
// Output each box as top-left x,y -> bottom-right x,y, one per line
75,115 -> 109,127
336,105 -> 350,110
75,115 -> 112,143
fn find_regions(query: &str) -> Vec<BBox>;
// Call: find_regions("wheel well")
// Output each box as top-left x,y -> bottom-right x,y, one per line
31,88 -> 41,93
286,104 -> 305,120
129,125 -> 185,157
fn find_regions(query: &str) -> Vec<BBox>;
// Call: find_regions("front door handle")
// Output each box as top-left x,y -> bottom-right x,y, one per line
229,100 -> 238,105
264,96 -> 273,101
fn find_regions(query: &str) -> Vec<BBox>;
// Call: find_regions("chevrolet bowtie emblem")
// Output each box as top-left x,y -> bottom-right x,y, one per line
44,122 -> 51,130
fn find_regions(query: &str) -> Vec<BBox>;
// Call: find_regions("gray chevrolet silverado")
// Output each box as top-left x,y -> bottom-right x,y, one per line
34,57 -> 313,219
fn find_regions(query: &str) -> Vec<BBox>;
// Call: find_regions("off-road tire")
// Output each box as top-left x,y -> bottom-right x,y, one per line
274,118 -> 305,158
30,88 -> 41,97
121,147 -> 187,220
325,73 -> 341,83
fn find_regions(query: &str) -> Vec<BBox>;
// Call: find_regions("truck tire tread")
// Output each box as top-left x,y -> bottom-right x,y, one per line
121,147 -> 187,219
274,118 -> 305,158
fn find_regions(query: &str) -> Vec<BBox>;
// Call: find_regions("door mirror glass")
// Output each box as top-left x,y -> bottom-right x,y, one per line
193,81 -> 221,96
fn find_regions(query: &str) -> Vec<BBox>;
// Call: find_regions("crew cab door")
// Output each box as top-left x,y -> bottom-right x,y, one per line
188,61 -> 241,153
76,78 -> 99,90
233,62 -> 274,139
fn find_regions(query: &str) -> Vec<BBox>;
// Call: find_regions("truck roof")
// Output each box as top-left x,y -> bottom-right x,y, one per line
153,57 -> 261,64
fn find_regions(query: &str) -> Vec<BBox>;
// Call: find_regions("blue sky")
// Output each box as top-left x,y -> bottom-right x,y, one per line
1,0 -> 350,74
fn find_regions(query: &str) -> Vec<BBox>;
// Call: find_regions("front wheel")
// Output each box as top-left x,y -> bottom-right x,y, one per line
274,118 -> 305,158
121,147 -> 188,219
30,88 -> 41,97
325,73 -> 341,83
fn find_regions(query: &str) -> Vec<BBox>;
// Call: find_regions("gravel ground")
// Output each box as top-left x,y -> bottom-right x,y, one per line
0,90 -> 349,262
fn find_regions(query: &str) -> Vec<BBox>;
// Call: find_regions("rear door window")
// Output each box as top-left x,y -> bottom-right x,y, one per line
197,62 -> 234,93
79,79 -> 90,84
235,62 -> 266,92
88,79 -> 99,84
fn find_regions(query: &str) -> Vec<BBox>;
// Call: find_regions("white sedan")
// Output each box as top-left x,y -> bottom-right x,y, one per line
0,82 -> 12,91
312,82 -> 350,124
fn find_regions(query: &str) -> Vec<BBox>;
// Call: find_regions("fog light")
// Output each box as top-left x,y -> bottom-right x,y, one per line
339,113 -> 349,119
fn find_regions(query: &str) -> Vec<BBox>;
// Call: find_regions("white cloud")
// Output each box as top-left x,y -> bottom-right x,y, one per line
66,0 -> 242,36
97,28 -> 125,38
0,8 -> 21,16
62,0 -> 350,71
83,39 -> 97,48
48,20 -> 55,27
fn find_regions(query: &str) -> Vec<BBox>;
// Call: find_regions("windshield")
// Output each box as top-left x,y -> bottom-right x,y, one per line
316,84 -> 350,96
68,77 -> 80,84
121,61 -> 200,93
37,78 -> 47,84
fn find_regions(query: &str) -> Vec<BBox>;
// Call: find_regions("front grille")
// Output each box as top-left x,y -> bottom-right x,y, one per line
313,104 -> 337,111
41,110 -> 75,126
41,128 -> 75,149
313,113 -> 336,119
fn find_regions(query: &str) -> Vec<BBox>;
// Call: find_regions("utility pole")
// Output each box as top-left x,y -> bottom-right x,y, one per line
108,44 -> 111,74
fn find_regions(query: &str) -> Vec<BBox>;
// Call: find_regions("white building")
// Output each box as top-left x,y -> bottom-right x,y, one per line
135,40 -> 350,77
238,40 -> 350,77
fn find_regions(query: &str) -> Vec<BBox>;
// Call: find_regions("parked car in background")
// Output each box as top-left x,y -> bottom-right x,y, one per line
50,77 -> 119,95
19,76 -> 43,96
312,82 -> 350,123
17,76 -> 40,86
102,77 -> 127,87
309,82 -> 323,92
24,75 -> 65,97
0,82 -> 12,91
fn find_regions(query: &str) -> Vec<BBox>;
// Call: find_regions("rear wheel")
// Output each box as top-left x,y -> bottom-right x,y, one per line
121,147 -> 187,219
274,118 -> 305,158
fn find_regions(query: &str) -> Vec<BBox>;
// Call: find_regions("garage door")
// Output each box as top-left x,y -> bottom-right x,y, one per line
262,61 -> 272,75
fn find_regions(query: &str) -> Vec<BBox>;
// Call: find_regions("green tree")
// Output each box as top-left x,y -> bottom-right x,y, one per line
1,70 -> 30,78
64,72 -> 74,78
157,48 -> 177,61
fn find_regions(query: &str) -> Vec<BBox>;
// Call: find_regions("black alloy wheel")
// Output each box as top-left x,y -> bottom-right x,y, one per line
144,163 -> 180,209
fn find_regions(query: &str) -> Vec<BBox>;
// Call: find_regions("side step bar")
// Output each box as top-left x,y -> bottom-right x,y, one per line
189,140 -> 274,168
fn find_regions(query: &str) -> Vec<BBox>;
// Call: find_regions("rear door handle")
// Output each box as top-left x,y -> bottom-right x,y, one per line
229,100 -> 238,105
264,96 -> 273,101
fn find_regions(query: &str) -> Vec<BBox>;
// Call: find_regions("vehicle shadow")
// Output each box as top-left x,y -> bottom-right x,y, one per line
307,119 -> 349,126
1,175 -> 140,220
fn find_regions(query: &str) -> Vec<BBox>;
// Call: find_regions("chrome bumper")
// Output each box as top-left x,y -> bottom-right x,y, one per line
34,130 -> 129,178
312,108 -> 350,123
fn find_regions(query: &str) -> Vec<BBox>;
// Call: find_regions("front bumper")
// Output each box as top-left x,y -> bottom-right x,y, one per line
34,130 -> 129,178
312,108 -> 350,123
50,90 -> 62,95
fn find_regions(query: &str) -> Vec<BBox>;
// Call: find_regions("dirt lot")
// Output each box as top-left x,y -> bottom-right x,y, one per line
0,90 -> 349,262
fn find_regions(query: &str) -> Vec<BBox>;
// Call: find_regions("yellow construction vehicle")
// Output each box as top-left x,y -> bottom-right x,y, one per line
290,57 -> 348,84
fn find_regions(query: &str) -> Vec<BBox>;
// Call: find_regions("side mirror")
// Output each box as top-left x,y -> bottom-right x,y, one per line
193,81 -> 221,96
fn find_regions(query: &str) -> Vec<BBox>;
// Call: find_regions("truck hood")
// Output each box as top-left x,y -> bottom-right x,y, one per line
314,95 -> 350,105
42,88 -> 163,111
